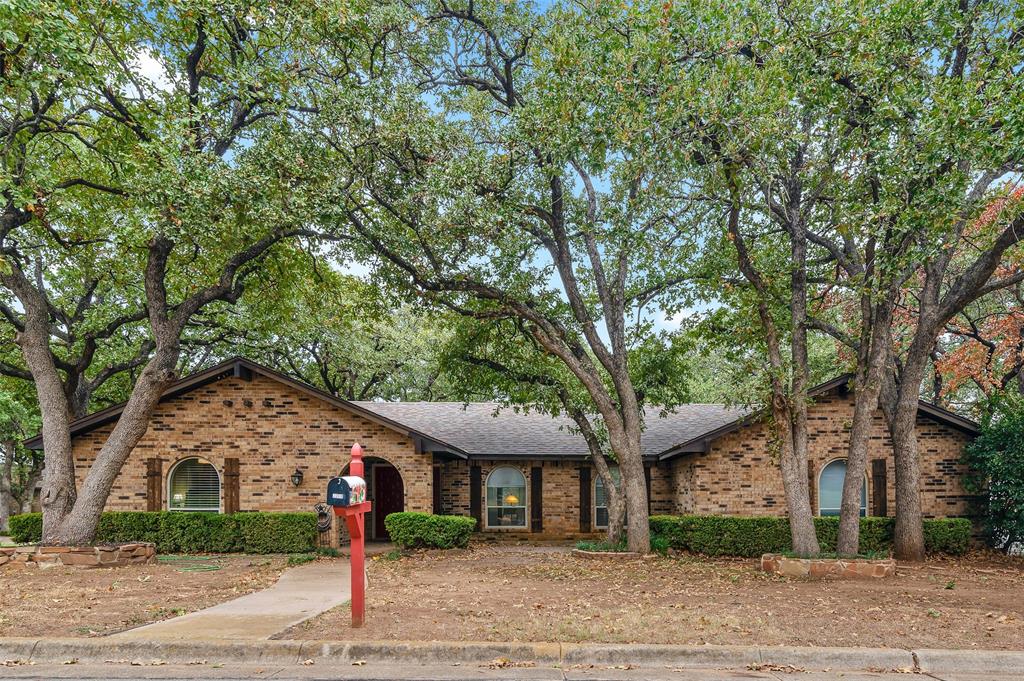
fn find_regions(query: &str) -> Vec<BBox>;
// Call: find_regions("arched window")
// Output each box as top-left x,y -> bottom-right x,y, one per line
486,467 -> 526,528
594,468 -> 622,529
168,458 -> 221,512
818,459 -> 866,517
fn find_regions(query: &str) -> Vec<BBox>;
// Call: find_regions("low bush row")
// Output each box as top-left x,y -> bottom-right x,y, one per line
8,511 -> 316,554
649,514 -> 972,557
384,512 -> 476,549
9,510 -> 970,557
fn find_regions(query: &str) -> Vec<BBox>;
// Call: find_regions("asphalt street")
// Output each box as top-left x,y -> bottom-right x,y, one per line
0,662 -> 1015,681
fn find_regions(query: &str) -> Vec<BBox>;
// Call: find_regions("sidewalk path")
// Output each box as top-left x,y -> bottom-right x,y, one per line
114,559 -> 354,640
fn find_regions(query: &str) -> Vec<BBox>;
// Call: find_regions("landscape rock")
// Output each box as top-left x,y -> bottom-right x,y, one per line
0,543 -> 156,569
760,553 -> 896,579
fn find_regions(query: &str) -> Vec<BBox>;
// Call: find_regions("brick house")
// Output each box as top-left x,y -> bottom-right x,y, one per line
25,358 -> 979,540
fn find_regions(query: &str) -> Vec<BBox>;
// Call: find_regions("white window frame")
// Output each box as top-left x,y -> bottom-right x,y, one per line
485,466 -> 527,530
817,458 -> 867,517
167,457 -> 222,513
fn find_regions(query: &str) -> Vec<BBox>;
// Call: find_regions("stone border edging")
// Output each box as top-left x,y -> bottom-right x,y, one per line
1,637 -> 1022,674
0,543 -> 156,568
761,552 -> 896,579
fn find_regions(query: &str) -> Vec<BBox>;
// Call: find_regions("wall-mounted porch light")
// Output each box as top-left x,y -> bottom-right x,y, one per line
290,468 -> 304,487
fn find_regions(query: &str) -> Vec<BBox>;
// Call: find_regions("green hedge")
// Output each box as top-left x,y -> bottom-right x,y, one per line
6,511 -> 316,553
8,513 -> 42,543
649,515 -> 972,557
235,512 -> 317,553
384,512 -> 476,549
923,517 -> 972,555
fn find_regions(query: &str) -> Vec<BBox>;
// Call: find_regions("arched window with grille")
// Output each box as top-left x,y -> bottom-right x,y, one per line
818,459 -> 866,517
485,467 -> 526,528
167,457 -> 221,512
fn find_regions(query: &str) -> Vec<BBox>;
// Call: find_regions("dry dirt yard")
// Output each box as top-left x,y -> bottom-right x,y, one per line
0,554 -> 288,637
283,545 -> 1024,649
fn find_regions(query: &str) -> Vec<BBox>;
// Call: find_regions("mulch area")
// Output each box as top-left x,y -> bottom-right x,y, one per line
0,554 -> 288,637
280,545 -> 1024,649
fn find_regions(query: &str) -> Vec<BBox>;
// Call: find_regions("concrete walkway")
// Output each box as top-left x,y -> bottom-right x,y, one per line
114,559 -> 355,641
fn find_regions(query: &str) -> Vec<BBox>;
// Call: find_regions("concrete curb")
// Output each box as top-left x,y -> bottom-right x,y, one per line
561,643 -> 760,668
757,645 -> 913,671
1,637 -> 1022,673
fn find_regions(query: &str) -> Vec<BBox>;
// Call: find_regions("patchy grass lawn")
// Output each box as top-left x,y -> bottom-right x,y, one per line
281,545 -> 1024,649
0,554 -> 288,637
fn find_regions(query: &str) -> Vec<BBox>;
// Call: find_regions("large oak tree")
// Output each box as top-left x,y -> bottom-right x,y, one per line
0,0 -> 360,544
315,0 -> 709,552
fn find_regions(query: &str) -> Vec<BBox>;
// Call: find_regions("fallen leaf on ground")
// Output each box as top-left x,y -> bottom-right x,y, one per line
747,662 -> 806,673
482,657 -> 536,669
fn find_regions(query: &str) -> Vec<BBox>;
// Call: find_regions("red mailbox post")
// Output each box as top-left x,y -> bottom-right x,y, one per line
332,443 -> 371,627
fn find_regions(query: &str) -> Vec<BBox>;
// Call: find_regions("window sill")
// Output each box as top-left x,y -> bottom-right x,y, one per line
484,526 -> 529,532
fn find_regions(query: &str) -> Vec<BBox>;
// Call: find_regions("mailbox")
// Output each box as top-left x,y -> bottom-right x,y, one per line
327,475 -> 367,507
332,443 -> 372,627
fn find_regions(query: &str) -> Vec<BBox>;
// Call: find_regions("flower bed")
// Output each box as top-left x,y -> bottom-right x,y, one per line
0,542 -> 156,569
760,552 -> 895,579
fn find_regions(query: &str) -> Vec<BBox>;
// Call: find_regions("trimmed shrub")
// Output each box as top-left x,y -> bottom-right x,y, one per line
4,511 -> 316,553
923,517 -> 972,555
649,515 -> 791,557
234,512 -> 316,554
160,512 -> 240,553
385,512 -> 476,549
8,512 -> 42,543
813,516 -> 895,554
96,511 -> 163,546
649,515 -> 971,557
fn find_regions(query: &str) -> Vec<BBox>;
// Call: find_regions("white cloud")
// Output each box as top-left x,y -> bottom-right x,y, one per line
131,50 -> 173,94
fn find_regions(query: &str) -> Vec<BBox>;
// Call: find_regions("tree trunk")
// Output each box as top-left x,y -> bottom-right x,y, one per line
590,447 -> 625,546
837,303 -> 892,555
781,453 -> 819,557
786,214 -> 820,558
837,370 -> 881,555
620,448 -> 650,554
725,169 -> 818,557
19,463 -> 43,514
606,421 -> 649,553
51,347 -> 181,545
772,394 -> 820,557
606,489 -> 626,546
890,360 -> 929,562
0,444 -> 13,532
4,271 -> 79,543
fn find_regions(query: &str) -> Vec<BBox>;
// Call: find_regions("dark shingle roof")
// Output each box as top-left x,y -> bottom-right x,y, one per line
353,401 -> 746,459
27,357 -> 976,458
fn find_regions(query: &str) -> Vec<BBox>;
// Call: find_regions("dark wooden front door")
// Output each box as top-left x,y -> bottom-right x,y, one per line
373,465 -> 404,540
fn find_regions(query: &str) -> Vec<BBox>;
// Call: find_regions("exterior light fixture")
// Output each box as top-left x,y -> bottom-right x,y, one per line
290,468 -> 304,487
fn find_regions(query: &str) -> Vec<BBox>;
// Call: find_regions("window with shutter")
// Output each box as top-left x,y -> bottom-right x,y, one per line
168,458 -> 221,512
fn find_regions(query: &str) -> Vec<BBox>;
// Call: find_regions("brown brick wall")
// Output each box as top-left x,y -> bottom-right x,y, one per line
672,392 -> 975,518
438,459 -> 675,538
70,375 -> 433,516
69,375 -> 974,540
439,459 -> 599,539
